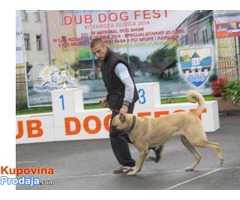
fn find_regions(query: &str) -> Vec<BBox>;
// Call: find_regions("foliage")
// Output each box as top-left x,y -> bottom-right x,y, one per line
149,45 -> 178,67
222,80 -> 240,105
122,53 -> 141,69
210,77 -> 228,97
210,76 -> 240,105
16,106 -> 52,115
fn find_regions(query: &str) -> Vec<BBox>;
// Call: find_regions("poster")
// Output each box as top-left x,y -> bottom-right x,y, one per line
16,10 -> 219,107
214,10 -> 240,39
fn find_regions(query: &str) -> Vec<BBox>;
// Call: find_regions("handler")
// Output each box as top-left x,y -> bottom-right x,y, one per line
90,38 -> 139,174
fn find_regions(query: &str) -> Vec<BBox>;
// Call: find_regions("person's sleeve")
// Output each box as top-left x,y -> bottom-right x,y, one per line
114,63 -> 134,106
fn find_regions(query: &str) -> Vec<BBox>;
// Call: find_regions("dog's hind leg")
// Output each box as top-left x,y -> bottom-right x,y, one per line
192,139 -> 223,166
153,145 -> 164,163
147,145 -> 164,163
180,135 -> 202,171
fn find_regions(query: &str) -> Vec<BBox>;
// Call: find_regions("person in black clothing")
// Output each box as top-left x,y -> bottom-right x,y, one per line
90,38 -> 139,173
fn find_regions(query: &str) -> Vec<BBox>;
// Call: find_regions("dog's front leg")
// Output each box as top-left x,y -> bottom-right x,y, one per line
127,148 -> 149,176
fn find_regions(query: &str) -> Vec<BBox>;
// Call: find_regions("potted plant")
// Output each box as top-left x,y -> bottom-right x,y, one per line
222,80 -> 240,105
210,77 -> 240,113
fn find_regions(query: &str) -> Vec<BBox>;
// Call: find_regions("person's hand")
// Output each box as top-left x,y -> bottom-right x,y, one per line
119,105 -> 128,114
101,97 -> 108,107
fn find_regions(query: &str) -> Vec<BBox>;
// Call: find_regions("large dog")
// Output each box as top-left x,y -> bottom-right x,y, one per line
112,90 -> 223,175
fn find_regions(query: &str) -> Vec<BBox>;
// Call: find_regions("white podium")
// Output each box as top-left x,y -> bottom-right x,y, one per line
135,82 -> 161,109
16,82 -> 220,144
51,88 -> 84,114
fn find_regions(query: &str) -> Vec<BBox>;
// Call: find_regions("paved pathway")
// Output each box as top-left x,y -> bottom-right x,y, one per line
16,114 -> 240,190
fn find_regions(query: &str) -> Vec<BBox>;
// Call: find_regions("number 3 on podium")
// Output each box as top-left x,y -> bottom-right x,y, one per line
138,88 -> 146,104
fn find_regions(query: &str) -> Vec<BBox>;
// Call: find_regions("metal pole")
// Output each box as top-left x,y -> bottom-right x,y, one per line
238,35 -> 240,80
234,36 -> 239,80
92,51 -> 95,80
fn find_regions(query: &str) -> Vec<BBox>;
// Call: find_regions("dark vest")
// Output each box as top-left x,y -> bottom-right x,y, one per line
101,48 -> 139,109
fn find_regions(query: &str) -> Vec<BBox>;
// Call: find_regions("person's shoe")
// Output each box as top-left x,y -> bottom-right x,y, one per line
113,166 -> 134,174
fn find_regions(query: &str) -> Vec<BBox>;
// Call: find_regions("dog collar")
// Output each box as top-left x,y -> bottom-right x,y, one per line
129,115 -> 136,132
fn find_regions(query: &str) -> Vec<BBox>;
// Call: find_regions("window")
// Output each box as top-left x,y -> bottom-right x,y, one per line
185,34 -> 189,45
24,34 -> 31,50
36,34 -> 42,50
194,32 -> 199,45
34,12 -> 41,22
202,29 -> 208,44
26,62 -> 32,81
21,10 -> 28,21
180,37 -> 184,46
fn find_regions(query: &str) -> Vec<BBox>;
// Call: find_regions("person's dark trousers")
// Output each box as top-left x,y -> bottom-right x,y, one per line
109,103 -> 135,167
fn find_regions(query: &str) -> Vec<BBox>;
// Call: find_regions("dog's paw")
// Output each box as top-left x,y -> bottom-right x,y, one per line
126,167 -> 139,176
185,166 -> 194,171
126,171 -> 137,176
219,159 -> 224,166
145,156 -> 156,162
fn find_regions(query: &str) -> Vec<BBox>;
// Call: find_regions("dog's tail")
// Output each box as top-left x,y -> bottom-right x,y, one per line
187,90 -> 205,115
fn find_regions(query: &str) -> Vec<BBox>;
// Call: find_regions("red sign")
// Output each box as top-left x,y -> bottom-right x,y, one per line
215,21 -> 240,39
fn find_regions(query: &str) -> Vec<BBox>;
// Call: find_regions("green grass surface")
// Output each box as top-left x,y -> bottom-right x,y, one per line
16,95 -> 213,115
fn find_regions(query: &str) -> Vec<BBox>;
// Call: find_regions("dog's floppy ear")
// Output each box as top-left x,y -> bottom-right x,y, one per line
119,113 -> 125,123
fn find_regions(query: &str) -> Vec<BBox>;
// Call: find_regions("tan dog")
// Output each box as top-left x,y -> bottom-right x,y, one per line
112,90 -> 223,175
